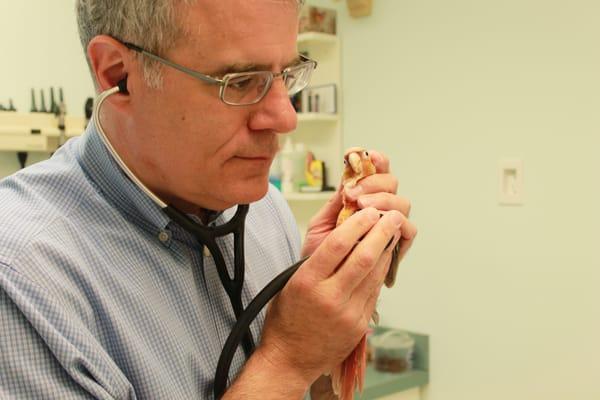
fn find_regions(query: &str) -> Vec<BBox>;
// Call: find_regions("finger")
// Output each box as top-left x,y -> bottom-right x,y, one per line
353,231 -> 401,311
355,253 -> 391,311
306,186 -> 343,230
376,211 -> 417,244
357,192 -> 411,217
305,207 -> 381,280
399,218 -> 417,242
368,150 -> 390,173
345,173 -> 398,201
332,210 -> 403,294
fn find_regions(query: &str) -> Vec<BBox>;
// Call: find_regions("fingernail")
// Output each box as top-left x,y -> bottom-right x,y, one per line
346,186 -> 362,199
391,211 -> 403,228
358,197 -> 372,208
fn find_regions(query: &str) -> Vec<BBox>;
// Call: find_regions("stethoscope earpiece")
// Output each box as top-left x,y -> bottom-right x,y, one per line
117,77 -> 128,95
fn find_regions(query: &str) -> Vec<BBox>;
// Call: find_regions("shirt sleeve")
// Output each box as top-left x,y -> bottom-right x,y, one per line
0,262 -> 133,400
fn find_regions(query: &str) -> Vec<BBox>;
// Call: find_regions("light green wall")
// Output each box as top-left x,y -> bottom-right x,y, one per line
0,0 -> 93,177
311,0 -> 600,399
0,1 -> 92,116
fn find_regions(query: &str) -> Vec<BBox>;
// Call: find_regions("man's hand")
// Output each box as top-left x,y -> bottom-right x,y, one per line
302,150 -> 416,264
254,207 -> 405,389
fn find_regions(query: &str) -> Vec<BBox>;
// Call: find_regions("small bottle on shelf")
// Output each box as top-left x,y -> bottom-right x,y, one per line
280,137 -> 295,194
293,142 -> 307,191
30,89 -> 38,113
269,153 -> 282,191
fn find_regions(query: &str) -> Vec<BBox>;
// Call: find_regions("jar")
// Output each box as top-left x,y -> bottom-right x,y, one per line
370,330 -> 415,373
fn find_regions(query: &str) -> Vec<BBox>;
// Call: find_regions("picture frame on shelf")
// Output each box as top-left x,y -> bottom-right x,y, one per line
301,84 -> 337,114
299,6 -> 337,35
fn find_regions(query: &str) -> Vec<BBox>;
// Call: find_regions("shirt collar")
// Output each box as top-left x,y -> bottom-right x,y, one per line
75,122 -> 172,232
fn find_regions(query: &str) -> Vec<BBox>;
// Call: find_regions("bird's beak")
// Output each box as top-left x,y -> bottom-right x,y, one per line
348,152 -> 362,175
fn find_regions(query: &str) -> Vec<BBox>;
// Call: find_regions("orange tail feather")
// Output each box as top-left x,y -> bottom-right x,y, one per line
331,334 -> 368,400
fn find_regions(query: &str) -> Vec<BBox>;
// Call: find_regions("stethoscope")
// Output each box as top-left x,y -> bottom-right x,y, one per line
93,80 -> 308,399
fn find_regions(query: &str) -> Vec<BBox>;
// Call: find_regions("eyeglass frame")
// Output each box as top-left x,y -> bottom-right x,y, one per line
122,41 -> 317,106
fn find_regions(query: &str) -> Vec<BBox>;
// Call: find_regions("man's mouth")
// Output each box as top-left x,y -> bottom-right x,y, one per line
236,155 -> 272,160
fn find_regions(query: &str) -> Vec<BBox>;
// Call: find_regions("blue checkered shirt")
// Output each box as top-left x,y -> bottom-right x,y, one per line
0,123 -> 301,399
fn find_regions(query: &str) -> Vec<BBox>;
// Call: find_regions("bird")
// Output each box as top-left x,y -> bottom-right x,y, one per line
330,147 -> 401,400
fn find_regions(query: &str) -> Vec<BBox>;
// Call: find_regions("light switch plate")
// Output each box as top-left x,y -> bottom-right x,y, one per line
499,158 -> 523,205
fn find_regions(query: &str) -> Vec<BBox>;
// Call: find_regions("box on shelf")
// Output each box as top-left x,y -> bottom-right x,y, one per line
347,0 -> 373,18
291,84 -> 337,114
299,6 -> 337,35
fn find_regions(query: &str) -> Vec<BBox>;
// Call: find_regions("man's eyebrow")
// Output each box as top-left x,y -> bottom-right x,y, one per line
212,55 -> 303,76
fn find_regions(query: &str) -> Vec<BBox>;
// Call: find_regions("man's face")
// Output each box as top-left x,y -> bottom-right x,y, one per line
127,0 -> 299,212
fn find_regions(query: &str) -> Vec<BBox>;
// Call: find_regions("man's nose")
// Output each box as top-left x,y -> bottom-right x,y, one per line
247,79 -> 297,134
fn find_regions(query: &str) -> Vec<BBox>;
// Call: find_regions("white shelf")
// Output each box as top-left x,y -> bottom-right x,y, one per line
0,127 -> 60,136
0,112 -> 86,152
289,29 -> 342,237
297,112 -> 339,122
284,191 -> 334,201
297,32 -> 339,46
0,134 -> 59,152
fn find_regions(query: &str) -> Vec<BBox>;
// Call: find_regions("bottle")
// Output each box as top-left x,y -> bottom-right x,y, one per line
292,142 -> 307,191
280,137 -> 295,194
269,152 -> 282,191
39,89 -> 48,113
50,87 -> 58,115
30,89 -> 38,112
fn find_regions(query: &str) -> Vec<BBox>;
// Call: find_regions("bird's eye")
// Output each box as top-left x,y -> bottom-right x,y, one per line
343,159 -> 348,165
364,151 -> 369,157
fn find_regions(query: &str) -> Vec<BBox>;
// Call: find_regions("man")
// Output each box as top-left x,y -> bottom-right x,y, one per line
0,0 -> 416,399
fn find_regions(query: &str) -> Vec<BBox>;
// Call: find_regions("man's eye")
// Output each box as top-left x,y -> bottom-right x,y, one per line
228,76 -> 254,91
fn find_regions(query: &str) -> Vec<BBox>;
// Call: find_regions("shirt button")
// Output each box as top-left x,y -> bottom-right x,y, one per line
158,231 -> 170,243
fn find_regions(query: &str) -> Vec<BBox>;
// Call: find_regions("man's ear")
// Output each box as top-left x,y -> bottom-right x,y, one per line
87,35 -> 134,105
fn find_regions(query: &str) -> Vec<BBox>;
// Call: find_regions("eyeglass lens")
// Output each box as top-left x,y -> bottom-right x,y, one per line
222,63 -> 314,105
284,64 -> 313,96
222,74 -> 272,105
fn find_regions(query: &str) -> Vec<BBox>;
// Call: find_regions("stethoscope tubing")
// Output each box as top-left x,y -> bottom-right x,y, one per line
92,85 -> 168,208
163,204 -> 256,356
213,255 -> 309,399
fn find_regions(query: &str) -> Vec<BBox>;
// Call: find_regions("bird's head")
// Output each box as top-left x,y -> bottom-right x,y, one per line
342,147 -> 377,188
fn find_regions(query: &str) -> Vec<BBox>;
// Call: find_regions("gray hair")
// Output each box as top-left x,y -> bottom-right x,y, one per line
76,0 -> 305,90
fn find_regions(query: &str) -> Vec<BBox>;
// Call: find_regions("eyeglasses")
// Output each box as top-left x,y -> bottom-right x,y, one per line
123,42 -> 317,106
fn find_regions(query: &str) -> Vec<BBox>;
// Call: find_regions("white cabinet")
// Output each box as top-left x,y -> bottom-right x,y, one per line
285,32 -> 343,236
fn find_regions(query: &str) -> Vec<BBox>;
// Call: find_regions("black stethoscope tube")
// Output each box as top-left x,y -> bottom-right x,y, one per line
163,205 -> 256,357
213,255 -> 309,399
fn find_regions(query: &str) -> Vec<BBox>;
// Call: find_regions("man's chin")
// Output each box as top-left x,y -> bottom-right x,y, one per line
224,177 -> 270,206
240,181 -> 270,204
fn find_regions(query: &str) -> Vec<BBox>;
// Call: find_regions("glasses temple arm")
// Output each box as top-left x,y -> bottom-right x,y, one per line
122,42 -> 223,86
